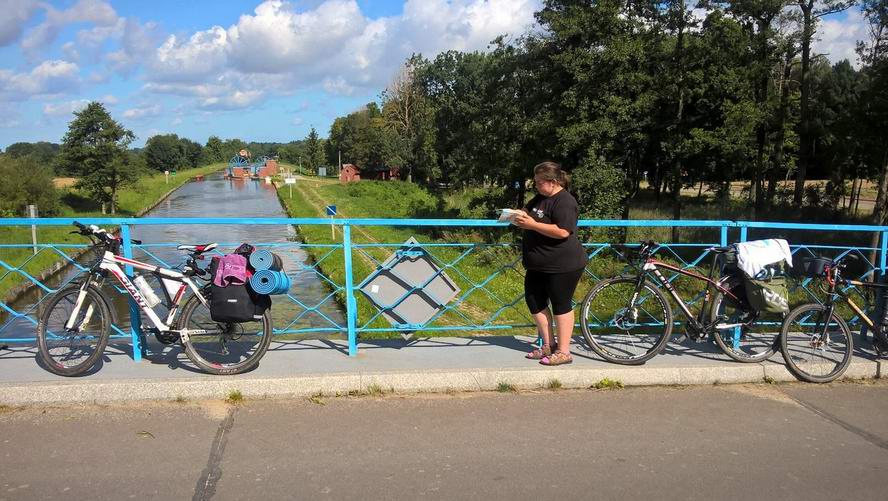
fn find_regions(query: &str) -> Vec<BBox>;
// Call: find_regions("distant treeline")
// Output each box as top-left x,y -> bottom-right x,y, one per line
1,136 -> 318,175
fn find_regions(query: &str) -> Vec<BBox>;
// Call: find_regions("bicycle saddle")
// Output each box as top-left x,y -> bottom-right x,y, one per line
708,246 -> 734,254
177,243 -> 218,253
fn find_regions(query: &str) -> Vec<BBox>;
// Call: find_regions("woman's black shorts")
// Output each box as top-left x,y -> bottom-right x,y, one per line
524,268 -> 584,316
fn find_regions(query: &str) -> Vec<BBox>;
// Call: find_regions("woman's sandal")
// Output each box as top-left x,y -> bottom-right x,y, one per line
526,344 -> 552,360
540,351 -> 573,366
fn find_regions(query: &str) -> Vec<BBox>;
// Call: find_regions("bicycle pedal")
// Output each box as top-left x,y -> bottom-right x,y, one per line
154,330 -> 180,345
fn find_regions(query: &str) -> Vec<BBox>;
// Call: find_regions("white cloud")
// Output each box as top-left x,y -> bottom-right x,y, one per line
43,99 -> 90,116
0,0 -> 40,47
123,104 -> 162,119
105,19 -> 161,75
226,0 -> 366,72
151,26 -> 229,83
171,117 -> 183,126
101,94 -> 118,105
198,90 -> 264,110
0,60 -> 80,98
21,0 -> 119,56
291,116 -> 304,126
815,9 -> 868,68
322,76 -> 355,96
140,0 -> 541,108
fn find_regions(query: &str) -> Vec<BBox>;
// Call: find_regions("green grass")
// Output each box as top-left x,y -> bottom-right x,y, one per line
545,378 -> 563,390
225,389 -> 244,403
0,164 -> 225,301
591,378 -> 624,390
277,179 -> 541,339
496,381 -> 517,393
366,384 -> 387,396
308,392 -> 326,405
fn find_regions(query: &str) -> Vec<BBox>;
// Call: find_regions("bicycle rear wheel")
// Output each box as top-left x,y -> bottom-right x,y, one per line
780,304 -> 853,383
178,294 -> 272,375
37,283 -> 111,376
580,277 -> 672,364
709,278 -> 781,362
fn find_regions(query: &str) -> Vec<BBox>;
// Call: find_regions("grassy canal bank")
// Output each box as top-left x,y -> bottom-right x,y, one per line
0,163 -> 225,301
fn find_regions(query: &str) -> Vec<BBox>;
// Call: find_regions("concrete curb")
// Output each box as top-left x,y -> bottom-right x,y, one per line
1,360 -> 882,406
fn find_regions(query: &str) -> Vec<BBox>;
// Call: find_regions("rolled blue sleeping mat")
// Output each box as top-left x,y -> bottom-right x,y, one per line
250,250 -> 283,271
250,270 -> 291,295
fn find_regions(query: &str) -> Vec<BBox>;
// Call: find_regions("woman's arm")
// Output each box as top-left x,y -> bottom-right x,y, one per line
513,212 -> 570,239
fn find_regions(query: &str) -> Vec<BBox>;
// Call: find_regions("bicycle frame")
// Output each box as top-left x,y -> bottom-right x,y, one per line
825,278 -> 888,332
68,250 -> 207,334
640,256 -> 744,332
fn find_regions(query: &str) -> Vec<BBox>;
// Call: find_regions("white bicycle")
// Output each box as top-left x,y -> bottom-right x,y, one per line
36,222 -> 272,376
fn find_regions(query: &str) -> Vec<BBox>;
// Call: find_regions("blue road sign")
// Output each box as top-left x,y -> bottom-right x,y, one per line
326,205 -> 337,216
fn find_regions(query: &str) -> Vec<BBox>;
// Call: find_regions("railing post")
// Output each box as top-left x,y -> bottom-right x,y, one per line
119,224 -> 144,362
881,231 -> 888,277
739,224 -> 748,243
720,225 -> 728,247
342,222 -> 358,356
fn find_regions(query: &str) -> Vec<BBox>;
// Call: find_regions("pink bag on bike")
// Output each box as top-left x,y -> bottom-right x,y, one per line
212,253 -> 249,287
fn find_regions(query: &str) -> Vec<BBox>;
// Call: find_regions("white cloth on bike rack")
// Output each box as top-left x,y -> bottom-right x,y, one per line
734,238 -> 793,279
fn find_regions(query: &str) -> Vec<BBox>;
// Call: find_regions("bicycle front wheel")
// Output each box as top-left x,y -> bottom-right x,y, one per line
709,278 -> 781,363
178,294 -> 273,375
780,304 -> 853,383
37,283 -> 111,376
580,277 -> 673,364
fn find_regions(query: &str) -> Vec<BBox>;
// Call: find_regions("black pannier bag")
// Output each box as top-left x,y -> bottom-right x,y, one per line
209,282 -> 270,323
789,256 -> 832,279
207,253 -> 271,323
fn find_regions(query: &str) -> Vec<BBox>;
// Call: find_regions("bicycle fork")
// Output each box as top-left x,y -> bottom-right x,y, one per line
64,279 -> 96,332
811,304 -> 837,349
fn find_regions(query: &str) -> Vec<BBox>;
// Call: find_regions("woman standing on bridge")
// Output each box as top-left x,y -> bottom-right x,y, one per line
513,161 -> 587,366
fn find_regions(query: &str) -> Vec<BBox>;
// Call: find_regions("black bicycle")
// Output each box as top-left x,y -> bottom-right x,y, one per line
580,241 -> 784,364
780,254 -> 888,383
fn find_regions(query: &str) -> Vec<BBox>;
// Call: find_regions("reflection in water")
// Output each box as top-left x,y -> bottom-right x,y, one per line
1,172 -> 345,343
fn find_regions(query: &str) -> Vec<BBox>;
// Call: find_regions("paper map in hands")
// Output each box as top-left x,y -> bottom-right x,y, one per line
496,209 -> 522,223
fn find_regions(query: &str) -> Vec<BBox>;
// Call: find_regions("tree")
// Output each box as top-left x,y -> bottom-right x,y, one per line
144,134 -> 185,172
203,136 -> 226,164
382,56 -> 438,183
4,141 -> 60,168
181,138 -> 202,168
792,0 -> 855,204
222,138 -> 248,160
0,155 -> 60,216
56,102 -> 136,214
325,103 -> 393,170
859,0 -> 888,259
305,127 -> 325,170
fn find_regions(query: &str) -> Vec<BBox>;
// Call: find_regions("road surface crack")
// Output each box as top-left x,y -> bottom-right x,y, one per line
192,406 -> 237,501
779,389 -> 888,451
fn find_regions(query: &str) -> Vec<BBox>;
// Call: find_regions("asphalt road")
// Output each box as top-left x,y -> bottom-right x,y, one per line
2,381 -> 888,500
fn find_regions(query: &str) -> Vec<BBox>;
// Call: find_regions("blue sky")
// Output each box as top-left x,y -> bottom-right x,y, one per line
0,1 -> 871,150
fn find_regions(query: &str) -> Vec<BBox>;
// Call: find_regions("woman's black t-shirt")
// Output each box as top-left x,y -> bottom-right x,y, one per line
522,189 -> 588,273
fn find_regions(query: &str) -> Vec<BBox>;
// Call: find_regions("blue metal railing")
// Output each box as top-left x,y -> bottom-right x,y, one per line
2,217 -> 887,360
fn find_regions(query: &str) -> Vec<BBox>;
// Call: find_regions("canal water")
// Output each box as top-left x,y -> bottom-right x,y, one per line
0,172 -> 346,343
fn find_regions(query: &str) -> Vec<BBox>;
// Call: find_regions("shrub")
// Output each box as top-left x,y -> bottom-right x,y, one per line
0,155 -> 60,216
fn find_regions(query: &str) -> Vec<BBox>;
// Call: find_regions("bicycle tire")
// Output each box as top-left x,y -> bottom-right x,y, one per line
36,283 -> 111,377
780,303 -> 853,383
580,277 -> 672,365
709,277 -> 781,363
178,294 -> 273,375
